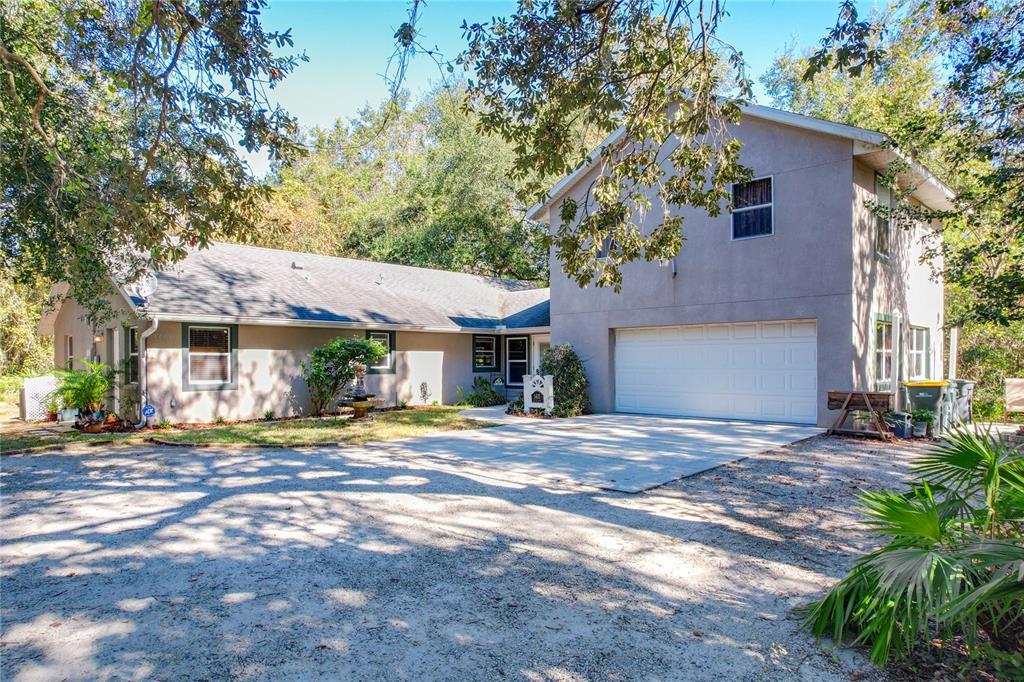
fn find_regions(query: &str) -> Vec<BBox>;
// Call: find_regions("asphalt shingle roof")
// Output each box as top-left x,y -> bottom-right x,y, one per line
142,242 -> 550,330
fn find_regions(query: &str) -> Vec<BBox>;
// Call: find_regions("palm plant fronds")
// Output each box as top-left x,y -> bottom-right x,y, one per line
804,427 -> 1024,667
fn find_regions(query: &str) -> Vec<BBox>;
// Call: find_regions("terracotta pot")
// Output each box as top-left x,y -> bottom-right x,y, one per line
82,422 -> 105,434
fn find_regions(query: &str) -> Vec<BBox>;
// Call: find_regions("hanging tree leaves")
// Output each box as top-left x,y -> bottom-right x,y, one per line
452,0 -> 753,290
0,0 -> 306,324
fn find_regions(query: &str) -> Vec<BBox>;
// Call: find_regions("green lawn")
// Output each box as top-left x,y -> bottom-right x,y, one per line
150,406 -> 493,446
2,406 -> 493,453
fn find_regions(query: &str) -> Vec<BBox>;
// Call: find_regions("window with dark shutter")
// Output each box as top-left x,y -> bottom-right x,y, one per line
731,177 -> 773,239
188,326 -> 231,384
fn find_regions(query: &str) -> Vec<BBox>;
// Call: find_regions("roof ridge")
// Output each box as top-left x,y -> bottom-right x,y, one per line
208,241 -> 544,291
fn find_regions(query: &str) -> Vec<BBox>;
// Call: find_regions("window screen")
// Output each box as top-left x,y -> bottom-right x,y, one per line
732,178 -> 773,239
188,327 -> 230,383
474,335 -> 497,370
368,331 -> 392,369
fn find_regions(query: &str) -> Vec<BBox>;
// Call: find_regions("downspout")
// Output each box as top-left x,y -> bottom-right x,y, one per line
134,318 -> 159,429
948,326 -> 959,380
890,312 -> 902,412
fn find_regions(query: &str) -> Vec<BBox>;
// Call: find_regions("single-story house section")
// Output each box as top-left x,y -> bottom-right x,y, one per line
40,243 -> 550,423
529,104 -> 954,428
41,104 -> 955,429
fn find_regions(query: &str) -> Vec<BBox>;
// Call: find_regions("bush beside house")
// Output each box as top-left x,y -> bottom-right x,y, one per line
507,343 -> 591,417
301,338 -> 387,415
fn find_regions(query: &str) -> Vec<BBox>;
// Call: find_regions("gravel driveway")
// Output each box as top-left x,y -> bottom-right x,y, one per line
1,434 -> 923,681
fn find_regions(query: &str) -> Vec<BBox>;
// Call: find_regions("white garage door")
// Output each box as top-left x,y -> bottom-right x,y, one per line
614,320 -> 817,424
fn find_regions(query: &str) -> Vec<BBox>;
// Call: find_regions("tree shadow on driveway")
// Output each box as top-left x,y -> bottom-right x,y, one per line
0,435 -> 920,681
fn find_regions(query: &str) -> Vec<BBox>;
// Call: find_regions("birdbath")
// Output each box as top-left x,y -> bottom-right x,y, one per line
337,363 -> 381,420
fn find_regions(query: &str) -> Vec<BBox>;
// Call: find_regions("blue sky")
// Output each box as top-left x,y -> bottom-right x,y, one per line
247,0 -> 871,174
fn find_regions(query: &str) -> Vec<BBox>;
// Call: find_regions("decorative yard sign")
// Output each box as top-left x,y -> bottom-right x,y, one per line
523,374 -> 554,415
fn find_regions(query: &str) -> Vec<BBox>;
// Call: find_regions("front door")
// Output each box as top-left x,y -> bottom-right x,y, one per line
532,335 -> 551,372
505,336 -> 529,387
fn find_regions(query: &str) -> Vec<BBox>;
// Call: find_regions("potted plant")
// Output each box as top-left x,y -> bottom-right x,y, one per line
45,393 -> 60,422
910,408 -> 933,437
58,360 -> 115,427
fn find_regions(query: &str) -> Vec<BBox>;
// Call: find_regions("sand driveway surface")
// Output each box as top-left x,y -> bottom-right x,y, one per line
0,433 -> 918,680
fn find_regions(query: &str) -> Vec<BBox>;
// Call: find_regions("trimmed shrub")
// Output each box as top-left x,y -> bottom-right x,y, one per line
537,343 -> 590,417
302,337 -> 387,415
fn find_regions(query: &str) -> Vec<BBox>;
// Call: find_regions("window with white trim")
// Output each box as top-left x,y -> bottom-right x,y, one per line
908,327 -> 929,380
732,177 -> 773,239
875,320 -> 893,390
367,331 -> 393,370
473,335 -> 498,371
126,327 -> 139,384
64,334 -> 74,370
188,326 -> 231,384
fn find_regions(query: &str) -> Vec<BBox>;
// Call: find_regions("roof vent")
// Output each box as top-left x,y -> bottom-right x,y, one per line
291,261 -> 304,270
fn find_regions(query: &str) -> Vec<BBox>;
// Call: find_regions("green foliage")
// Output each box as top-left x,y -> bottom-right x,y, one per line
910,409 -> 934,425
458,375 -> 506,408
457,0 -> 753,291
953,304 -> 1024,421
804,427 -> 1024,666
0,0 -> 305,325
301,337 -> 387,415
793,0 -> 1023,325
260,87 -> 548,284
0,273 -> 53,375
263,409 -> 275,421
213,416 -> 226,424
57,360 -> 114,412
538,344 -> 591,418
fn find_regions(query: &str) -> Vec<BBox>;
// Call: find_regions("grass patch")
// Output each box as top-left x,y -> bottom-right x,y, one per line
1,406 -> 493,453
150,406 -> 492,446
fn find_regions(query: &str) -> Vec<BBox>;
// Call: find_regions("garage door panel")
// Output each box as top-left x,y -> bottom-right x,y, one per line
615,320 -> 817,424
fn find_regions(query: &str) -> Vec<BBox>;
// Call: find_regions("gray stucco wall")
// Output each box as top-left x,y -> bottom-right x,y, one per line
851,160 -> 944,396
144,324 -> 480,423
547,116 -> 863,426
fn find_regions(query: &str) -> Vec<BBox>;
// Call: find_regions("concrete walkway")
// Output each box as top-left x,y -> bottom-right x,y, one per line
445,407 -> 823,492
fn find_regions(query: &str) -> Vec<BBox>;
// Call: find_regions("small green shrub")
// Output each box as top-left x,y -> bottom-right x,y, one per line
803,427 -> 1024,667
263,409 -> 275,421
213,415 -> 225,424
302,337 -> 388,415
538,343 -> 591,417
460,376 -> 505,407
910,408 -> 934,424
57,360 -> 115,413
156,419 -> 172,430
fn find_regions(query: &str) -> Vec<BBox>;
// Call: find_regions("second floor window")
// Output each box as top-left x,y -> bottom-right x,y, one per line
732,177 -> 773,239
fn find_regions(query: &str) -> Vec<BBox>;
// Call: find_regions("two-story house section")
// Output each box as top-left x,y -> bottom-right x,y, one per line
527,104 -> 954,427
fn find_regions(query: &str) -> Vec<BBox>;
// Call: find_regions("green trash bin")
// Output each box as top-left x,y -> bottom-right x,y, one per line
903,381 -> 950,435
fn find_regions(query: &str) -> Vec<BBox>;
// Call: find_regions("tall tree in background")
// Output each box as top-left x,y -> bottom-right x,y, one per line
800,0 -> 1023,326
764,0 -> 1023,416
259,88 -> 549,283
1,0 -> 305,324
456,0 -> 753,290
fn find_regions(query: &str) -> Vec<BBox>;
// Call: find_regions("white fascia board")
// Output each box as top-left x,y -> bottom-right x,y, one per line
525,126 -> 627,222
853,144 -> 956,212
148,312 -> 550,335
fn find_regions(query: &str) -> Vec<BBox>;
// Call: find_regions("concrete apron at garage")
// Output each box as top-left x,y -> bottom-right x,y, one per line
414,408 -> 825,493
